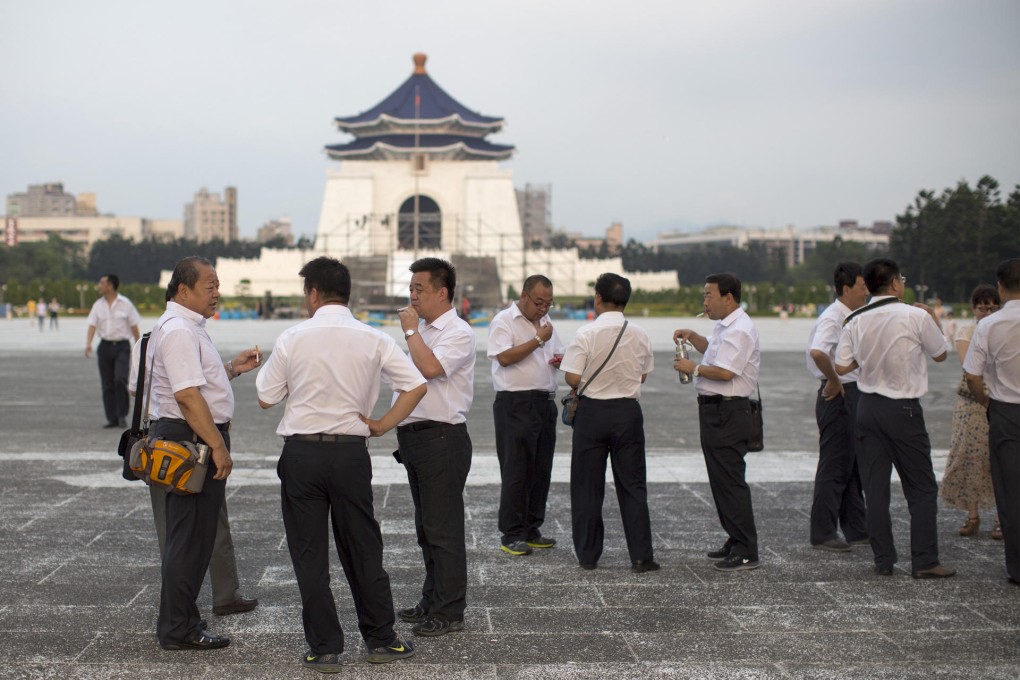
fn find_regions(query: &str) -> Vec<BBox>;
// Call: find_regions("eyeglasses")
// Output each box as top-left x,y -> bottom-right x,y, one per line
526,291 -> 554,309
898,275 -> 907,285
975,304 -> 999,313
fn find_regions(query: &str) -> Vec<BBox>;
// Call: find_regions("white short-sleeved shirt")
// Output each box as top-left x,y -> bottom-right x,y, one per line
963,298 -> 1020,404
806,300 -> 859,383
256,305 -> 426,437
695,307 -> 760,397
87,294 -> 141,341
147,301 -> 233,423
836,296 -> 949,399
397,307 -> 476,425
487,302 -> 564,392
559,311 -> 654,400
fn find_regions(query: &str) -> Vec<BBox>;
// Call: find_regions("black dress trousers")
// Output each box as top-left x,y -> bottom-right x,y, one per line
97,339 -> 131,424
570,397 -> 653,566
988,399 -> 1020,582
698,397 -> 759,560
810,381 -> 867,544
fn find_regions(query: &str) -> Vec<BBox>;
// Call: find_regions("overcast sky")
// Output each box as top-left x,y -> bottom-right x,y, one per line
2,0 -> 1017,242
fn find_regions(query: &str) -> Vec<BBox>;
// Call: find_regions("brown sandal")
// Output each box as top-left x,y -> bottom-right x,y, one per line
992,519 -> 1003,540
959,516 -> 980,537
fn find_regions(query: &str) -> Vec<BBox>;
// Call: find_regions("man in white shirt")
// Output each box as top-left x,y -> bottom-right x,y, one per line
675,273 -> 762,572
257,257 -> 425,668
148,257 -> 260,650
561,273 -> 657,572
836,258 -> 954,579
85,273 -> 141,428
964,258 -> 1020,586
805,262 -> 870,553
393,258 -> 475,638
488,274 -> 564,557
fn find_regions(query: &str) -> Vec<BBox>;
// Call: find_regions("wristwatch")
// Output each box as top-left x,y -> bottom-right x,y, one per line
693,364 -> 701,378
534,334 -> 546,348
404,329 -> 417,339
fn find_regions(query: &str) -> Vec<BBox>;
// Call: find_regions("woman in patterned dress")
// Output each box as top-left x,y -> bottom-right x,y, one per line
940,285 -> 1002,539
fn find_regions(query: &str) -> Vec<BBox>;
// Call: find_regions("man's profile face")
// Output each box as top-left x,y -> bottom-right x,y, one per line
181,264 -> 220,319
409,271 -> 445,321
703,283 -> 731,320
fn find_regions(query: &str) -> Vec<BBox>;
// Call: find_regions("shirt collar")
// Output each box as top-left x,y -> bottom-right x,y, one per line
166,300 -> 206,327
717,306 -> 744,328
425,306 -> 458,330
511,301 -> 546,323
313,304 -> 353,319
594,310 -> 625,323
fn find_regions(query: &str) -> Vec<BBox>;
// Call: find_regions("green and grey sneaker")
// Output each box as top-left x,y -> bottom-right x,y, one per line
366,637 -> 415,664
526,536 -> 556,549
500,540 -> 533,556
302,651 -> 341,673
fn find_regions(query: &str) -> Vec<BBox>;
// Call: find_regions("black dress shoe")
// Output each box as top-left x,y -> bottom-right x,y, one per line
398,603 -> 428,623
161,630 -> 230,650
632,560 -> 661,573
579,563 -> 597,570
117,417 -> 128,428
213,596 -> 258,616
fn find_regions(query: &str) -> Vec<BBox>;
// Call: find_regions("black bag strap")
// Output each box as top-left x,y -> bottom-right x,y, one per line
129,333 -> 151,433
577,320 -> 628,398
842,296 -> 902,327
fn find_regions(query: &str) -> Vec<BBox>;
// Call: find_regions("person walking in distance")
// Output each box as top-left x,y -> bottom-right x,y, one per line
488,274 -> 564,557
85,274 -> 141,428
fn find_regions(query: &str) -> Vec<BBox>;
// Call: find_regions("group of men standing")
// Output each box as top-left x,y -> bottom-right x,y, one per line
89,252 -> 1019,671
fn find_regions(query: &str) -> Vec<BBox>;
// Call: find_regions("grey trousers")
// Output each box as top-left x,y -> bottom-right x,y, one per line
150,484 -> 240,607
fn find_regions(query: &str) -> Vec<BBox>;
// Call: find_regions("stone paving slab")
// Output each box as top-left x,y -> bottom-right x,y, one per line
1,327 -> 1016,677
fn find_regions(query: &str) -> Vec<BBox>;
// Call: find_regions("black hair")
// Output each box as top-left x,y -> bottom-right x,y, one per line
833,262 -> 863,298
409,257 -> 456,300
165,256 -> 213,302
971,283 -> 1001,308
996,258 -> 1020,293
299,256 -> 351,303
594,272 -> 631,308
862,258 -> 900,295
522,274 -> 553,294
705,272 -> 742,303
103,274 -> 120,291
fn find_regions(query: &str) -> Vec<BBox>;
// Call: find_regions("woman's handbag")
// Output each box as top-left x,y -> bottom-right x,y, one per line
560,321 -> 628,427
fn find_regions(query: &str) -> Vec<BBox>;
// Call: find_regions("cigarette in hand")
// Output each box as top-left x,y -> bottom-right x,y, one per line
256,345 -> 262,364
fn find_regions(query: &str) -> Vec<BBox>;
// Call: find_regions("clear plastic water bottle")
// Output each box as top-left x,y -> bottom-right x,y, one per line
676,339 -> 694,384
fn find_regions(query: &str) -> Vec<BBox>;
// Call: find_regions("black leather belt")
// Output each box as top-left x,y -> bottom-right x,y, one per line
499,390 -> 556,400
397,420 -> 455,434
100,339 -> 130,344
157,418 -> 231,432
284,433 -> 365,444
697,394 -> 748,405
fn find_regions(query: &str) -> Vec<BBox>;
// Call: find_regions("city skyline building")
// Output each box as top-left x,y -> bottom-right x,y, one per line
183,186 -> 238,243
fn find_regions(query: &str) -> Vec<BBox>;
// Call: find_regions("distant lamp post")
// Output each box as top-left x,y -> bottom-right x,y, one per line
75,283 -> 88,310
0,284 -> 6,309
914,284 -> 929,303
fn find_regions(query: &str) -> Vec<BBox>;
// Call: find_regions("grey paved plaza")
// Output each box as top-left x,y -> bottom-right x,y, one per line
1,318 -> 1017,678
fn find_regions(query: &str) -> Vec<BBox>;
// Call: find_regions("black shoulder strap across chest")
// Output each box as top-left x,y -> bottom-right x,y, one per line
842,297 -> 902,327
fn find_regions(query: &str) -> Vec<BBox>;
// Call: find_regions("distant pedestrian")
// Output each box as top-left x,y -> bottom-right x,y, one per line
964,258 -> 1020,586
835,258 -> 954,579
36,297 -> 46,331
85,274 -> 141,428
48,298 -> 60,330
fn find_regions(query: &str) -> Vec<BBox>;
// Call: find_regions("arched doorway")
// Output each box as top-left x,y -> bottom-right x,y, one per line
398,195 -> 441,249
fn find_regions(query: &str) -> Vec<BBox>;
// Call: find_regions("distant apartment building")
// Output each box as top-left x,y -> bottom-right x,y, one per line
6,182 -> 77,217
654,221 -> 890,268
515,183 -> 552,247
256,216 -> 294,245
184,186 -> 238,243
572,221 -> 624,254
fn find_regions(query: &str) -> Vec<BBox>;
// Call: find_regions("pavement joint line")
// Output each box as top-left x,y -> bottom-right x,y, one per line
71,631 -> 105,664
685,563 -> 708,586
963,602 -> 1006,630
126,586 -> 149,607
619,633 -> 641,662
83,530 -> 106,549
36,562 -> 66,586
874,629 -> 916,661
811,581 -> 844,606
484,607 -> 494,634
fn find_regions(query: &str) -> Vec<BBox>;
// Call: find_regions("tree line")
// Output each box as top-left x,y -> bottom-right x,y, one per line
1,176 -> 1016,310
